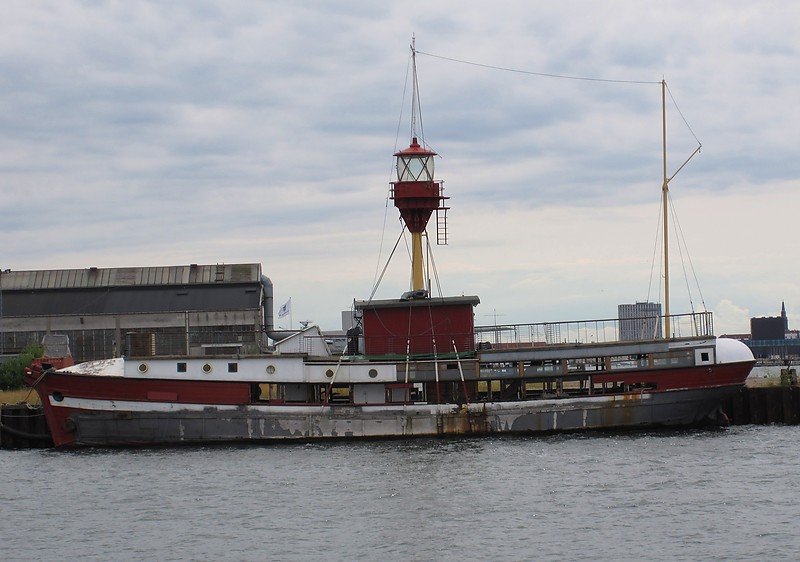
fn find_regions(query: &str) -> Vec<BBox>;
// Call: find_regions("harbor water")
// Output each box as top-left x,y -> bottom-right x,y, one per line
2,425 -> 799,561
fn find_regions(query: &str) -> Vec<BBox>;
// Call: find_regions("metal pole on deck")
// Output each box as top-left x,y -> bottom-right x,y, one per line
662,79 -> 671,340
0,268 -> 4,355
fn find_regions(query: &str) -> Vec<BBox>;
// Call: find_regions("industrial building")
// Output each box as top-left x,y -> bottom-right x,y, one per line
0,264 -> 280,362
746,302 -> 799,359
750,302 -> 789,341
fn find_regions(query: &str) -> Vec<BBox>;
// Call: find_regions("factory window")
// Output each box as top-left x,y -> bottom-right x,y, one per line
228,362 -> 238,373
177,362 -> 187,373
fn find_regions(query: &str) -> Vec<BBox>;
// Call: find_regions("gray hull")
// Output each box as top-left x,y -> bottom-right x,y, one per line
67,386 -> 739,446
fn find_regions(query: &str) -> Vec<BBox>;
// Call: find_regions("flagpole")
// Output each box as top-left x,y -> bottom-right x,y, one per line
289,297 -> 293,330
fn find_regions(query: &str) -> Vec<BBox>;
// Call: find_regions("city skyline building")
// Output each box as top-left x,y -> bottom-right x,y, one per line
618,302 -> 662,341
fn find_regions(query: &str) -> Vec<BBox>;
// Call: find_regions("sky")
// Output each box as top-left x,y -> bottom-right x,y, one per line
1,1 -> 798,335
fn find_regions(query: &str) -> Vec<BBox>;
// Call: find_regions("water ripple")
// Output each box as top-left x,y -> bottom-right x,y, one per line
2,426 -> 799,560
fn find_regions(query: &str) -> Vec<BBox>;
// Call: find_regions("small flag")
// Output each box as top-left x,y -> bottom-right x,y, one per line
278,298 -> 291,318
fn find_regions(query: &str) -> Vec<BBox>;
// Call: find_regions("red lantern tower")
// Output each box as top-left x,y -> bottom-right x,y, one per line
353,42 -> 480,358
391,137 -> 447,293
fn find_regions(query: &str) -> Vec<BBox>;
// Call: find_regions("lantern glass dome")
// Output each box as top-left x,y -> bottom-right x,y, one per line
397,154 -> 434,182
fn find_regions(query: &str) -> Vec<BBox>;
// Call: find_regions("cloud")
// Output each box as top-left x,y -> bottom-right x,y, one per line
1,1 -> 799,332
712,299 -> 751,335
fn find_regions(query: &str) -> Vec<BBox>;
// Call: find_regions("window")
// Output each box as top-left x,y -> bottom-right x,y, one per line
397,155 -> 433,181
329,385 -> 352,404
177,362 -> 187,373
695,348 -> 714,364
228,363 -> 238,373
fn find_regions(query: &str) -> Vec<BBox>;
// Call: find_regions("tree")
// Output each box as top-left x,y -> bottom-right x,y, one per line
0,344 -> 44,391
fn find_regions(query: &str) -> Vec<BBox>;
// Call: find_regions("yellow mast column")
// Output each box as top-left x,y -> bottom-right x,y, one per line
411,232 -> 425,291
661,79 -> 670,339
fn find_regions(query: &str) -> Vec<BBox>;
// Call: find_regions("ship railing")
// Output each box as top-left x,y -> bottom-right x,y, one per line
124,329 -> 347,358
125,328 -> 265,358
474,311 -> 714,348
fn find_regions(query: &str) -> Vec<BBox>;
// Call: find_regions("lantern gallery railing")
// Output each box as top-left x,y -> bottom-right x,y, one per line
474,311 -> 714,349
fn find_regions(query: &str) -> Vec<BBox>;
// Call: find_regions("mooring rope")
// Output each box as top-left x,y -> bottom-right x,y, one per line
0,420 -> 52,441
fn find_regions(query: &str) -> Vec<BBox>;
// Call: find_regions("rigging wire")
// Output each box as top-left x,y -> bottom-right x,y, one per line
367,226 -> 408,303
410,40 -> 426,143
646,196 -> 664,305
657,227 -> 664,307
426,231 -> 444,298
668,192 -> 708,311
665,82 -> 701,146
382,43 -> 706,318
415,49 -> 661,85
402,224 -> 413,270
669,193 -> 696,314
371,49 -> 413,296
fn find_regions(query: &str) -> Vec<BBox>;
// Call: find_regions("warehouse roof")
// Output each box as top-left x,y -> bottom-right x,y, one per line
0,263 -> 261,291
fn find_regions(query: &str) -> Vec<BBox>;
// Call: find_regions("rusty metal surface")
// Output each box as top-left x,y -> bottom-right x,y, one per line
65,386 -> 739,446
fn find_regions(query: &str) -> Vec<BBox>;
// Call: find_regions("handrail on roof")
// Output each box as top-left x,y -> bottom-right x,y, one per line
474,311 -> 713,348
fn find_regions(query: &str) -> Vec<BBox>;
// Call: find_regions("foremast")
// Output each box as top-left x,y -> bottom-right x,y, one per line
662,79 -> 670,339
660,79 -> 703,340
391,42 -> 448,294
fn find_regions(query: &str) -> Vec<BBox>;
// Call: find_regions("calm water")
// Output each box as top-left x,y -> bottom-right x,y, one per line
2,426 -> 799,561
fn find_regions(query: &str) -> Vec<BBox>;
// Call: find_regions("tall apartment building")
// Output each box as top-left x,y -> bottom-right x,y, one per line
618,302 -> 662,341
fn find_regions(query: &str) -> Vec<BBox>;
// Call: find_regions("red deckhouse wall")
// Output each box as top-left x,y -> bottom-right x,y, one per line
360,301 -> 477,356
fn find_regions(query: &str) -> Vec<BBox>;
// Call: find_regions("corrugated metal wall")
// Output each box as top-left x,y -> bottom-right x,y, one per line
0,263 -> 267,361
1,264 -> 261,290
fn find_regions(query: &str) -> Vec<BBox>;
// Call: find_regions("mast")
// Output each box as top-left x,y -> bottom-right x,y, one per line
409,37 -> 424,292
391,39 -> 447,297
661,79 -> 670,339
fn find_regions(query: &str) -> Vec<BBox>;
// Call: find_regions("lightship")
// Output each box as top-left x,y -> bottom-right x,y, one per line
25,47 -> 755,447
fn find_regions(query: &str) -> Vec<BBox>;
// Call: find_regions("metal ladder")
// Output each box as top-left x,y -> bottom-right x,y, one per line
436,208 -> 448,245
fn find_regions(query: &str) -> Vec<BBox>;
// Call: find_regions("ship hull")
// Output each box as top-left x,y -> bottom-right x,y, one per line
33,372 -> 749,447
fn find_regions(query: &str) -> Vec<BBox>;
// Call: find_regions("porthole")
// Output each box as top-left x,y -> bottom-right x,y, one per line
368,368 -> 378,379
266,365 -> 276,375
52,391 -> 64,402
138,363 -> 148,373
202,363 -> 213,374
325,369 -> 334,378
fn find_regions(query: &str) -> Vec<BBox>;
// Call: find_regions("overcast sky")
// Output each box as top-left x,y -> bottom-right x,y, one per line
2,1 -> 798,334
